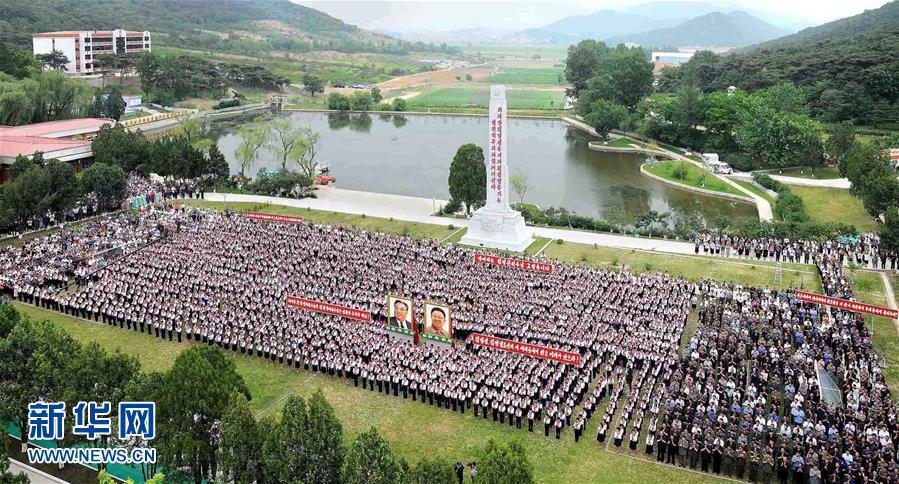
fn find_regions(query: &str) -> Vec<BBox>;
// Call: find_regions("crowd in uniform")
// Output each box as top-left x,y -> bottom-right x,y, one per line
2,204 -> 898,483
0,205 -> 694,444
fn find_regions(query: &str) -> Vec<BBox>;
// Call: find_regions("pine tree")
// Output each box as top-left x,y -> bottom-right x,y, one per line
341,427 -> 404,484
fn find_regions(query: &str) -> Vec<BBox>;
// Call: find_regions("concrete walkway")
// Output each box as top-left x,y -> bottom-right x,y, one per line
730,172 -> 852,189
205,189 -> 698,255
9,459 -> 70,483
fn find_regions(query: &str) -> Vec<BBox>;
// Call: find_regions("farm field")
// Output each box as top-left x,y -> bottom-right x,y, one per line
481,67 -> 564,85
408,86 -> 566,110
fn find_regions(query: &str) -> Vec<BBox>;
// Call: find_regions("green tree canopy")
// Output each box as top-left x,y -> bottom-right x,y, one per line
341,427 -> 404,484
303,73 -> 324,97
407,457 -> 455,484
217,392 -> 262,484
584,99 -> 628,140
563,39 -> 610,96
586,48 -> 653,109
478,438 -> 534,484
448,143 -> 486,215
80,162 -> 127,209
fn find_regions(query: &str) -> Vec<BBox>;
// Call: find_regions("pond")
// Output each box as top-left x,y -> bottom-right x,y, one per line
207,111 -> 757,223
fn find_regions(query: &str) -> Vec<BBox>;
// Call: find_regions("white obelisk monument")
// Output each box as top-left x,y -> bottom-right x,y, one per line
460,85 -> 533,252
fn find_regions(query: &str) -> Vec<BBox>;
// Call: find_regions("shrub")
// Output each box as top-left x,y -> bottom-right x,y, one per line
215,99 -> 240,109
671,162 -> 689,181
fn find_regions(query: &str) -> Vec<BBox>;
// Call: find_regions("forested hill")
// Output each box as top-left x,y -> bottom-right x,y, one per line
746,0 -> 899,50
605,11 -> 789,48
0,0 -> 453,55
663,2 -> 899,127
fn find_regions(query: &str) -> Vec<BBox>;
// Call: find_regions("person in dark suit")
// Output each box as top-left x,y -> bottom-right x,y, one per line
388,298 -> 412,330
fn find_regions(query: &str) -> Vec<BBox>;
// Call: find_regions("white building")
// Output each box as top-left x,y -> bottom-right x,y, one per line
33,29 -> 151,75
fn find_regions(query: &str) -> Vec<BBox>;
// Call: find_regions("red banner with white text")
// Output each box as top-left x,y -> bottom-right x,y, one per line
473,254 -> 553,273
794,290 -> 898,319
286,296 -> 371,321
471,333 -> 580,366
246,212 -> 304,224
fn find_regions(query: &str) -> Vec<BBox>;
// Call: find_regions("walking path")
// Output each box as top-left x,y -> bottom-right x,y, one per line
880,273 -> 899,334
9,459 -> 69,483
729,172 -> 852,189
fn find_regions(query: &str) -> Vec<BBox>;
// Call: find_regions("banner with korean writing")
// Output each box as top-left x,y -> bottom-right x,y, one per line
246,212 -> 304,224
474,253 -> 553,273
794,290 -> 898,319
471,333 -> 581,366
286,296 -> 371,321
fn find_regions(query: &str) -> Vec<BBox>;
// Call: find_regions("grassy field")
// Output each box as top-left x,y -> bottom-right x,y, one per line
180,200 -> 459,241
541,242 -> 821,291
11,302 -> 726,484
846,270 -> 899,401
482,67 -> 563,85
408,87 -> 566,110
787,185 -> 877,232
644,161 -> 746,198
462,44 -> 569,62
732,179 -> 777,208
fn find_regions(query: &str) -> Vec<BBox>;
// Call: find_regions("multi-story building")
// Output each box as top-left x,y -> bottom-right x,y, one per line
32,29 -> 151,75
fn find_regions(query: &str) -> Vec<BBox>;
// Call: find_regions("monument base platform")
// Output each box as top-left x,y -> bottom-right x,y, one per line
460,207 -> 533,252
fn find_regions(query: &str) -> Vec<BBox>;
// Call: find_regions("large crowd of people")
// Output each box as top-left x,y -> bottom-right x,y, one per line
1,204 -> 897,483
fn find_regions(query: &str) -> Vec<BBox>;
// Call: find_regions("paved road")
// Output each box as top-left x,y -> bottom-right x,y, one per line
205,189 -> 697,255
730,172 -> 852,189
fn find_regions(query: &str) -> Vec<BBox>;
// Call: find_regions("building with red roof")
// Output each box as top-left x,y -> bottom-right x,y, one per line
0,118 -> 114,183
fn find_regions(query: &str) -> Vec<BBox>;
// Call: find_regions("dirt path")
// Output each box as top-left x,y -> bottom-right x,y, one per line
880,272 -> 899,335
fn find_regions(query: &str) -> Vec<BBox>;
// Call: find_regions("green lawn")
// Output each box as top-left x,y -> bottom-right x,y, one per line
644,161 -> 746,198
759,166 -> 842,180
542,242 -> 821,291
11,302 -> 726,484
482,67 -> 563,85
733,179 -> 777,208
787,185 -> 877,232
846,270 -> 899,401
180,200 -> 458,241
408,87 -> 565,110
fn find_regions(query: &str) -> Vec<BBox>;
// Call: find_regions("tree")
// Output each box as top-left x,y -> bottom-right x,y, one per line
92,124 -> 152,173
584,99 -> 627,139
587,49 -> 653,109
390,97 -> 407,112
303,73 -> 324,97
842,143 -> 894,196
880,209 -> 899,254
155,345 -> 250,483
734,99 -> 824,169
478,438 -> 534,484
341,427 -> 404,484
350,91 -> 374,111
371,86 -> 382,103
37,49 -> 69,71
0,43 -> 41,79
206,145 -> 230,183
703,90 -> 750,153
0,305 -> 21,339
268,118 -> 319,175
0,429 -> 28,484
304,389 -> 345,484
328,93 -> 350,111
407,457 -> 455,484
510,170 -> 532,204
564,39 -> 610,97
80,162 -> 127,209
174,117 -> 213,151
234,114 -> 272,177
0,319 -> 81,451
279,395 -> 310,481
448,143 -> 486,215
259,416 -> 284,484
217,392 -> 262,484
634,210 -> 671,237
825,122 -> 856,166
861,176 -> 899,218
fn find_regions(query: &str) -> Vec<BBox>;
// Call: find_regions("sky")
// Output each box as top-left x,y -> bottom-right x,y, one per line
296,0 -> 891,32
